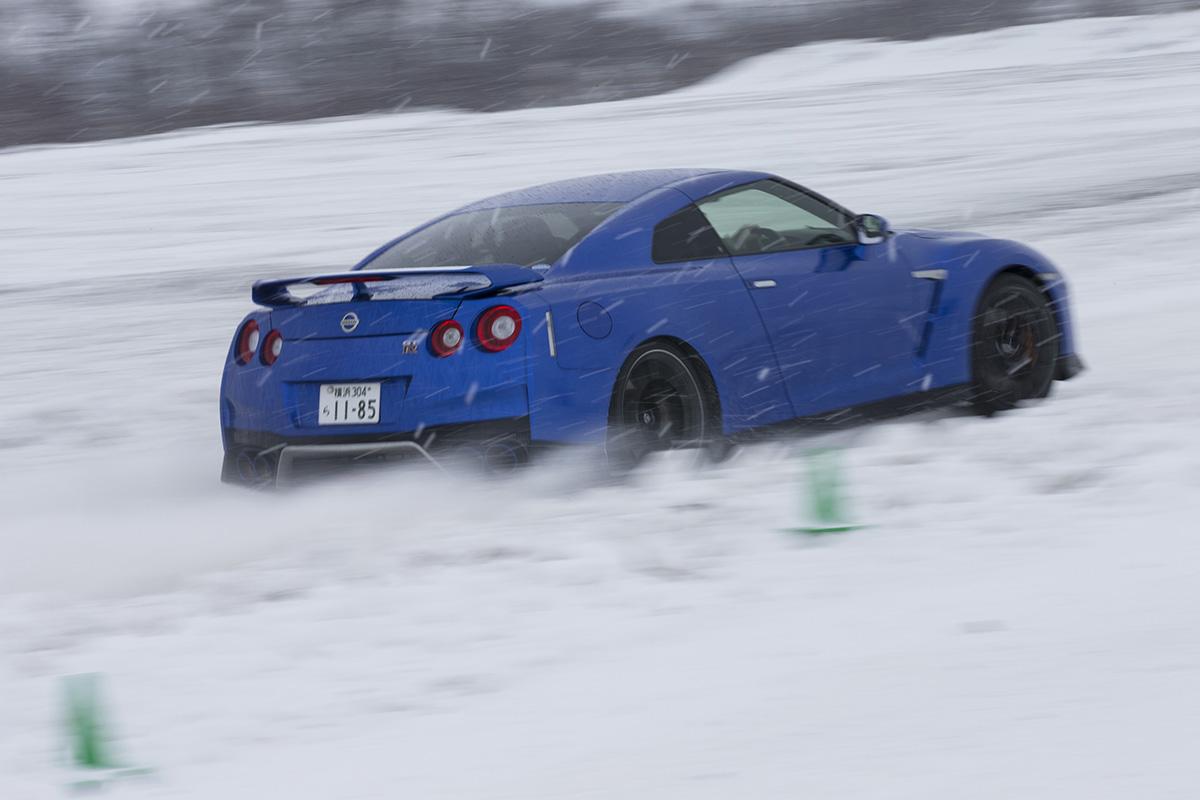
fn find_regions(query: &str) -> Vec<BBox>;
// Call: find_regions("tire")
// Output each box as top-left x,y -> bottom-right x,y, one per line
606,341 -> 719,470
969,274 -> 1060,414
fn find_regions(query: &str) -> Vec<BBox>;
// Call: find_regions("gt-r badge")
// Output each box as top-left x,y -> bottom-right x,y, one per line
402,339 -> 419,354
340,312 -> 360,333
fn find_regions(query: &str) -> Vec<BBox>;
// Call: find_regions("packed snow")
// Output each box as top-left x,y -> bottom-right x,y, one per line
1,10 -> 1199,798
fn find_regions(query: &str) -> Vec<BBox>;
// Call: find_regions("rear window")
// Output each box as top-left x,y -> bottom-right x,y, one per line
364,202 -> 623,270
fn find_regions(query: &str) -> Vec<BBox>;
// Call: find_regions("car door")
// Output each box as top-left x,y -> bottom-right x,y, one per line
695,179 -> 925,415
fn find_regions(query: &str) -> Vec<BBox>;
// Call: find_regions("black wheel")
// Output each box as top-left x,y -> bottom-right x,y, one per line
970,274 -> 1059,414
607,342 -> 718,469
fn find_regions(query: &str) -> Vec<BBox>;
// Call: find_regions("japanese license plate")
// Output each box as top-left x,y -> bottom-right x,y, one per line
318,383 -> 381,425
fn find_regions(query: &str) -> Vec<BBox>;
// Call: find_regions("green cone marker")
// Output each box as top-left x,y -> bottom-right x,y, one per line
785,448 -> 865,535
62,673 -> 152,790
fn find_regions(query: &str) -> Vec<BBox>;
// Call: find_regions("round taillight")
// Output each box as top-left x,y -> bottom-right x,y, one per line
475,305 -> 522,352
260,330 -> 283,366
235,320 -> 260,365
430,320 -> 464,357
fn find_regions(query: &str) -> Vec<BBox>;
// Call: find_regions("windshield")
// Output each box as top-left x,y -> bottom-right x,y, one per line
363,202 -> 623,270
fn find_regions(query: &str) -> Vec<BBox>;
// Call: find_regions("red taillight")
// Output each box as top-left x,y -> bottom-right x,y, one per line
260,330 -> 283,366
235,320 -> 260,365
430,320 -> 464,357
475,305 -> 522,352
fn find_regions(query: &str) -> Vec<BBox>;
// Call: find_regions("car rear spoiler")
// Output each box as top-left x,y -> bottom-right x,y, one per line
251,264 -> 544,307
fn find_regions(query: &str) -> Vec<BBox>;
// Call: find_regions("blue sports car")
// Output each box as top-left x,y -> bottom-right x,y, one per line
220,169 -> 1083,485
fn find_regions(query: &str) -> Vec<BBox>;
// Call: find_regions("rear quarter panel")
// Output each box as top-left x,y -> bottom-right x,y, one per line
524,190 -> 794,444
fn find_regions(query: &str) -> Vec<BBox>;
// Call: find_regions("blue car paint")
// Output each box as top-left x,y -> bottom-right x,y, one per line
220,169 -> 1080,454
221,294 -> 536,446
882,231 -> 1078,389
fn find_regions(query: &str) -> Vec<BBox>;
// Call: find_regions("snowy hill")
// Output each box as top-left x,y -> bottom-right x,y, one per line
5,0 -> 1198,147
1,11 -> 1199,797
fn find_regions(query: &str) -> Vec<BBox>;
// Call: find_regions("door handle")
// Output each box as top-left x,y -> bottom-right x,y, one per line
750,279 -> 778,289
911,269 -> 948,281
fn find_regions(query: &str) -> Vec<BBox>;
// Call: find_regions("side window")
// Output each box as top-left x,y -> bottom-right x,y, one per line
652,205 -> 728,263
697,180 -> 854,256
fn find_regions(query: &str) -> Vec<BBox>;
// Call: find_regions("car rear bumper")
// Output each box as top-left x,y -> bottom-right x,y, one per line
221,417 -> 531,486
1055,353 -> 1086,381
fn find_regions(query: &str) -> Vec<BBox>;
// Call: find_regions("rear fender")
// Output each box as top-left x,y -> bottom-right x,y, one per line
528,264 -> 794,443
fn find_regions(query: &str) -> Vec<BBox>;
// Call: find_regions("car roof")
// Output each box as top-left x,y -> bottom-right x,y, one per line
455,169 -> 761,210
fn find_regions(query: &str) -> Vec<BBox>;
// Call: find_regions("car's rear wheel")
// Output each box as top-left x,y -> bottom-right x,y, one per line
607,342 -> 720,469
970,274 -> 1059,414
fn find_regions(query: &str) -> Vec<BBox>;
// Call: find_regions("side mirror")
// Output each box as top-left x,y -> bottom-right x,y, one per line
853,214 -> 890,245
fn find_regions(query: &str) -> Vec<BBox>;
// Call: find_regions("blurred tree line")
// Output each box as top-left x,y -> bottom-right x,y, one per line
1,0 -> 1195,148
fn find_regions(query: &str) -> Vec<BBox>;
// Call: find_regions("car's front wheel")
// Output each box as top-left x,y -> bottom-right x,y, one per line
970,274 -> 1060,414
607,341 -> 719,469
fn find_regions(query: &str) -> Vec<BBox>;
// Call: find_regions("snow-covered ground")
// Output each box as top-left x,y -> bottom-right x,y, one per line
2,11 -> 1200,798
